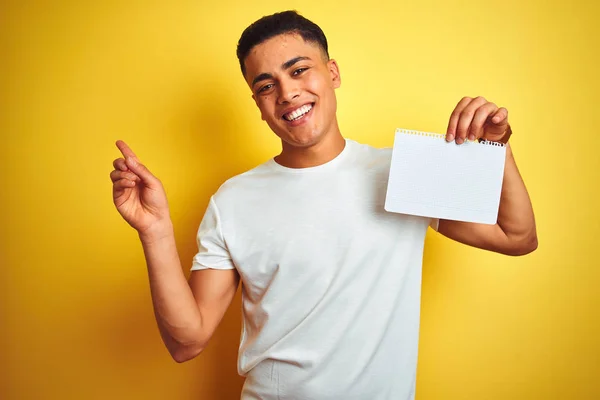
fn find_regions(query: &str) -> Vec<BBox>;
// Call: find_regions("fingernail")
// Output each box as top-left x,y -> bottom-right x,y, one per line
446,133 -> 454,142
456,137 -> 463,144
468,134 -> 475,141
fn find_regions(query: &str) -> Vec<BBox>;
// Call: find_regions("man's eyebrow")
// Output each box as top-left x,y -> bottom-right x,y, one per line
281,56 -> 311,70
252,73 -> 273,88
251,56 -> 312,89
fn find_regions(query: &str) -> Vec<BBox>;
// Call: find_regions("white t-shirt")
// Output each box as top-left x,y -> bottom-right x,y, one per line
191,138 -> 436,400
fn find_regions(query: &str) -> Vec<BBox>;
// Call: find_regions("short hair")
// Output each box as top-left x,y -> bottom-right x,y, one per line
236,10 -> 329,76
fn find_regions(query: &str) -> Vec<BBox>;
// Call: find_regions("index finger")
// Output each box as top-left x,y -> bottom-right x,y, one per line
116,140 -> 138,160
446,96 -> 473,141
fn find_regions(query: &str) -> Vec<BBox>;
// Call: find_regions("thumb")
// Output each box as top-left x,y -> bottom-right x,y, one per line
125,157 -> 157,185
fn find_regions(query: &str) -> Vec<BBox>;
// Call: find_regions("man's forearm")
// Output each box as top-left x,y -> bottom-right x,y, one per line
496,144 -> 537,248
139,222 -> 205,361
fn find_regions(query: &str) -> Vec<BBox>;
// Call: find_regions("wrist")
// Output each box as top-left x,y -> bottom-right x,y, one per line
498,124 -> 512,144
138,220 -> 175,244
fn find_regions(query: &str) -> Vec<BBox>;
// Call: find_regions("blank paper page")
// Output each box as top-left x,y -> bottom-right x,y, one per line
384,129 -> 506,224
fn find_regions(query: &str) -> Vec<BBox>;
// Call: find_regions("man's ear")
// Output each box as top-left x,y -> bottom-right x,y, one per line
327,59 -> 341,89
252,94 -> 266,121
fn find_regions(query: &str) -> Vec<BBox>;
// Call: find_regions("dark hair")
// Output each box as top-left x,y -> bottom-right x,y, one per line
236,10 -> 329,76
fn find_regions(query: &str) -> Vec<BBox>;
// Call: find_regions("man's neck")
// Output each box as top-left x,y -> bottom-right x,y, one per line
275,132 -> 346,169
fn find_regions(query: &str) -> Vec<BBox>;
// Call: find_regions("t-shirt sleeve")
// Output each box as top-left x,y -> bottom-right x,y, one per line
429,218 -> 439,231
191,196 -> 235,271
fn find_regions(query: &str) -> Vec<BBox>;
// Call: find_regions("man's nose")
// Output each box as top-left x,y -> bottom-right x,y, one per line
277,78 -> 300,104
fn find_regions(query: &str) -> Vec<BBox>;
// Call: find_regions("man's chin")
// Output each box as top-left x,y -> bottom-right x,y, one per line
280,134 -> 322,149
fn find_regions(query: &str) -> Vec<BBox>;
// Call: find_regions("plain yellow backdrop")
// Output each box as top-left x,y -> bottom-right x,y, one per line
2,1 -> 599,399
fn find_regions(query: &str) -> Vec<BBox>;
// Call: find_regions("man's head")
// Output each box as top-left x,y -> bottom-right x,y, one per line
236,11 -> 342,151
236,10 -> 329,77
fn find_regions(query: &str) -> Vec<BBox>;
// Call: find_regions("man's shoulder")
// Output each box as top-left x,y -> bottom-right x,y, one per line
212,160 -> 274,203
348,138 -> 393,166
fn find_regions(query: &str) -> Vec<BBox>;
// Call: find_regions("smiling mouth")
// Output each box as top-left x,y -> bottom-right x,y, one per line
283,103 -> 314,122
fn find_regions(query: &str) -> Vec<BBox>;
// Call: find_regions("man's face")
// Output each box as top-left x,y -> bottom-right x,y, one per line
243,34 -> 341,149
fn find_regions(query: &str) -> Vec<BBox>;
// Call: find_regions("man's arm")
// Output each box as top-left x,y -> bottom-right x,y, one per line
437,144 -> 538,256
438,96 -> 537,256
140,225 -> 240,363
110,140 -> 239,363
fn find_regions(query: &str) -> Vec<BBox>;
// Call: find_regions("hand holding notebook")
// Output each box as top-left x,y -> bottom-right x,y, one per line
384,128 -> 506,224
384,96 -> 511,224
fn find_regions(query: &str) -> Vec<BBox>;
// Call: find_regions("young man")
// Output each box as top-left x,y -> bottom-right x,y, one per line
110,11 -> 537,400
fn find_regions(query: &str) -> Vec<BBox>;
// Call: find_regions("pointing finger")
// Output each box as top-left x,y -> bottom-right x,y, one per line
116,140 -> 139,161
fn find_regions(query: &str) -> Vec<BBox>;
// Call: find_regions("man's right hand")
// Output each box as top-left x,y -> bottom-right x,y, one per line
110,140 -> 171,237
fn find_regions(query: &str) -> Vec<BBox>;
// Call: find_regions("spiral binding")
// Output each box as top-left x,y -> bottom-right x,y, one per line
395,128 -> 506,147
478,139 -> 505,147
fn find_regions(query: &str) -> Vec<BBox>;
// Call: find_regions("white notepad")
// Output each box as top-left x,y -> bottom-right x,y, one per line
384,128 -> 506,224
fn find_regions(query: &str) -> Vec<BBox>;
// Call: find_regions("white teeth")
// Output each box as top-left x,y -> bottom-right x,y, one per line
284,104 -> 312,121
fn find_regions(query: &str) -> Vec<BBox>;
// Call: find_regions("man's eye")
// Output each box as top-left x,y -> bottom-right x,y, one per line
258,84 -> 273,93
293,68 -> 308,76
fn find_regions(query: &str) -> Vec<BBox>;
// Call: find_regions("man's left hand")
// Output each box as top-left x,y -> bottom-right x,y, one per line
445,96 -> 510,144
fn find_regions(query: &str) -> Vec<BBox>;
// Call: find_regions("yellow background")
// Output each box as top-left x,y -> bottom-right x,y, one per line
2,1 -> 599,399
